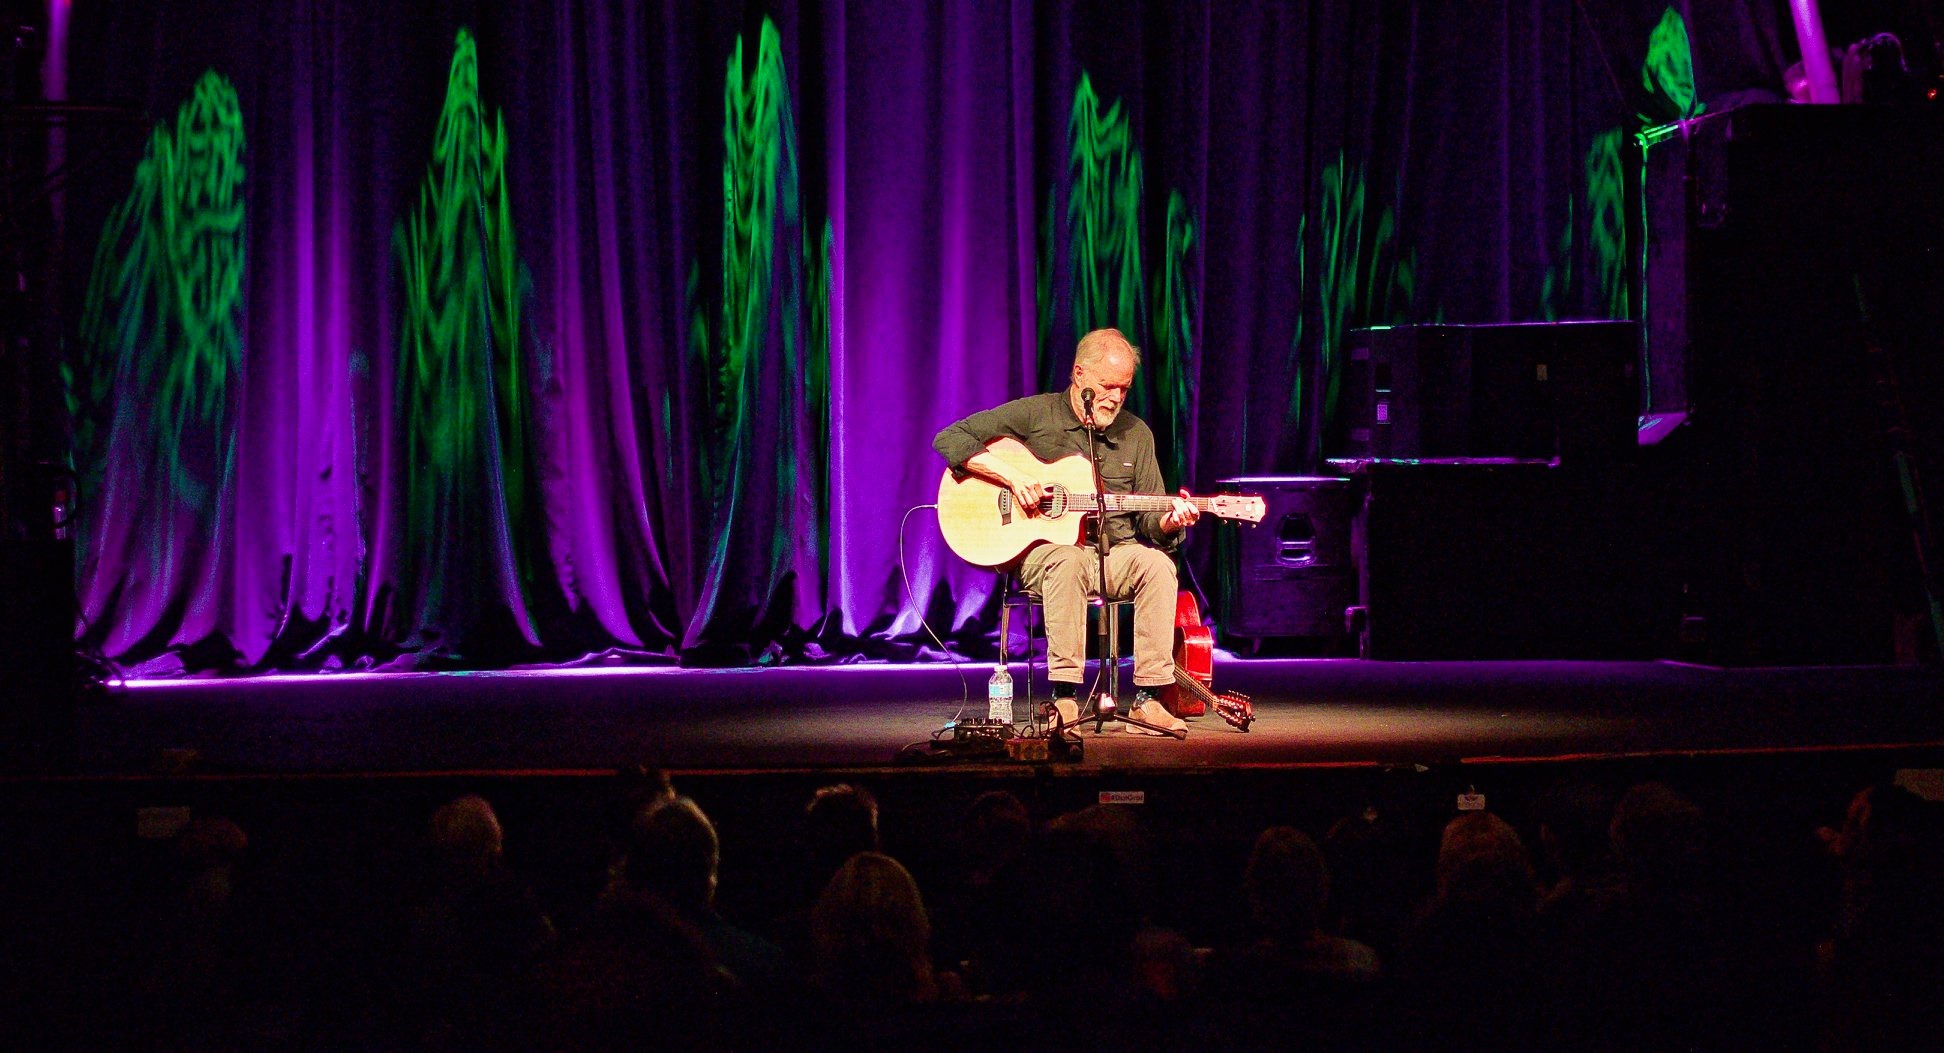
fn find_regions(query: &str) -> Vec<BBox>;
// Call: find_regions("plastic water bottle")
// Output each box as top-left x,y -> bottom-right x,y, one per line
987,665 -> 1014,724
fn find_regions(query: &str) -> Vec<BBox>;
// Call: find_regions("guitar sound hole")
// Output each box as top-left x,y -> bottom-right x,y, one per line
1043,488 -> 1068,519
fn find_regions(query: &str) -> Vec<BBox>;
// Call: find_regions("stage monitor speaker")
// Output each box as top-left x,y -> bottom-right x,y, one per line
1346,461 -> 1677,660
1339,322 -> 1637,464
1213,476 -> 1356,642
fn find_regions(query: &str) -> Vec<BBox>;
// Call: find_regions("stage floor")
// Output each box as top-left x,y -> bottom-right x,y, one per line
76,658 -> 1944,776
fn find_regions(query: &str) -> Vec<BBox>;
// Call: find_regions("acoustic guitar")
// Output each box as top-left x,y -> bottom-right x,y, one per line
1161,590 -> 1255,731
936,437 -> 1267,568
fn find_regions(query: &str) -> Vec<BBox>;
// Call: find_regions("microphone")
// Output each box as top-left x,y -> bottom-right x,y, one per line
1081,387 -> 1095,422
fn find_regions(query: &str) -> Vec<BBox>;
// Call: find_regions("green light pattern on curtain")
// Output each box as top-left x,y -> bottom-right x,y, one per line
1543,6 -> 1696,325
1149,190 -> 1197,486
1643,7 -> 1705,121
1543,126 -> 1630,321
1044,72 -> 1200,483
1585,127 -> 1629,317
1541,194 -> 1576,321
684,16 -> 829,651
684,258 -> 708,487
718,17 -> 784,511
1065,72 -> 1146,350
393,28 -> 537,643
1304,153 -> 1415,441
1284,212 -> 1309,451
72,69 -> 245,557
707,18 -> 792,505
1314,156 -> 1361,440
805,217 -> 834,549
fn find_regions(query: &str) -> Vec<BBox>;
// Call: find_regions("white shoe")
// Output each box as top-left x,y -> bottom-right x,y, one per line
1127,699 -> 1186,736
1052,698 -> 1079,729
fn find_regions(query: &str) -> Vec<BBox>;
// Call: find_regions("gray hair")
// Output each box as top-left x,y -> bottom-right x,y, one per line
1075,328 -> 1142,370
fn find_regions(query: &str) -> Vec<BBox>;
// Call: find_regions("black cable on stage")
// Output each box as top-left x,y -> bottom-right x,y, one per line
898,502 -> 970,721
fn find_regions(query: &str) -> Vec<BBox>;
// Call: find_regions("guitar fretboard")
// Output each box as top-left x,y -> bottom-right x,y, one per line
1060,494 -> 1222,514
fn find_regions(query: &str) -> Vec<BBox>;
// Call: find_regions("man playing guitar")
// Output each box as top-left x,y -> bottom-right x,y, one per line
932,328 -> 1199,734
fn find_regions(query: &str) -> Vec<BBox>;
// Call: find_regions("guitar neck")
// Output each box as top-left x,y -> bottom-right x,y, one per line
1067,493 -> 1220,514
1173,666 -> 1221,706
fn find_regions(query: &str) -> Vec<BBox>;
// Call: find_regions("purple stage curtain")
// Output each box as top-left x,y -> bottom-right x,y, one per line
56,1 -> 1786,672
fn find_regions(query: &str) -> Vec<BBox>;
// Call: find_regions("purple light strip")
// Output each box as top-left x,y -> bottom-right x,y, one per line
113,661 -> 986,689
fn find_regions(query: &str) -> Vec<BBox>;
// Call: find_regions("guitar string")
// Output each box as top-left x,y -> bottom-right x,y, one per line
1062,493 -> 1224,512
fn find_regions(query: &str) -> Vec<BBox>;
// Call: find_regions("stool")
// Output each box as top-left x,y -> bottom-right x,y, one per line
997,571 -> 1135,726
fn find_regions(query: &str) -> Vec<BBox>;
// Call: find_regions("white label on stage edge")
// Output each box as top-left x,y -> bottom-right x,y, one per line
1098,791 -> 1146,805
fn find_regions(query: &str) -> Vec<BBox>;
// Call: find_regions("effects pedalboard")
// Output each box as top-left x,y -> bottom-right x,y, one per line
895,716 -> 1083,765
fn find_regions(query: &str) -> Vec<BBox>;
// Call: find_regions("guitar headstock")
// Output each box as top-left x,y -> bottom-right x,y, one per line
1208,494 -> 1268,524
1214,692 -> 1254,732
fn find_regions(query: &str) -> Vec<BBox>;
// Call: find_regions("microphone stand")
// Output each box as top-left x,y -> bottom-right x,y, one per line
1084,400 -> 1117,727
1061,393 -> 1182,739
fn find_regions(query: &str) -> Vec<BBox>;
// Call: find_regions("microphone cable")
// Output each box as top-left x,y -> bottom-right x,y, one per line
898,503 -> 971,722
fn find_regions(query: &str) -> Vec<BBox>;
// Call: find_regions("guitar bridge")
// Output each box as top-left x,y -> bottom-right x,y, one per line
998,491 -> 1012,525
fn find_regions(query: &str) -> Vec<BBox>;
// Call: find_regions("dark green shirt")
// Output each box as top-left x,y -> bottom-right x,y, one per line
933,391 -> 1180,551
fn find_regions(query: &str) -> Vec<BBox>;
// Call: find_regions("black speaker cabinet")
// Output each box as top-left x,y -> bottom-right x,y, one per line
1214,476 -> 1357,641
1641,104 -> 1944,426
1346,461 -> 1677,660
1639,104 -> 1944,664
0,539 -> 76,771
1339,322 -> 1637,465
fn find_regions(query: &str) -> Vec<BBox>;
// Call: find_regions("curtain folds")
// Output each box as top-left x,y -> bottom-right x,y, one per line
61,0 -> 1783,671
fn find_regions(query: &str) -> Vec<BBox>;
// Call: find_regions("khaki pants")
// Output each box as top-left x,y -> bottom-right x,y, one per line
1020,542 -> 1177,688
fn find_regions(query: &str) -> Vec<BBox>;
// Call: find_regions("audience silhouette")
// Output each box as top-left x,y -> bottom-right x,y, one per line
22,770 -> 1940,1051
